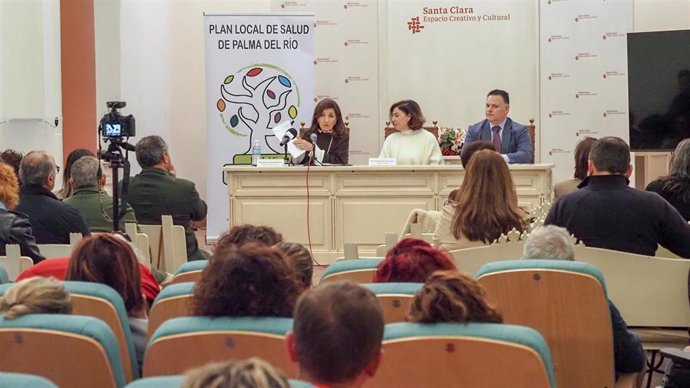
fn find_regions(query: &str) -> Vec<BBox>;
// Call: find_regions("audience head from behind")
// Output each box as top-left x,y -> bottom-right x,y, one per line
70,156 -> 103,191
182,358 -> 289,388
275,241 -> 314,291
135,135 -> 173,173
460,140 -> 496,168
374,238 -> 456,283
66,234 -> 145,317
288,281 -> 384,388
193,243 -> 299,318
19,151 -> 58,191
310,98 -> 347,137
522,225 -> 575,261
0,162 -> 20,210
670,138 -> 690,179
573,137 -> 597,180
57,148 -> 95,199
0,277 -> 72,319
588,136 -> 632,177
215,224 -> 284,252
407,270 -> 502,324
450,149 -> 527,243
0,149 -> 23,183
389,99 -> 425,131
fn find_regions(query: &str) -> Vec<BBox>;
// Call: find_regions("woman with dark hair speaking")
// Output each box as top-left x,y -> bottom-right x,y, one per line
379,100 -> 443,165
293,98 -> 349,165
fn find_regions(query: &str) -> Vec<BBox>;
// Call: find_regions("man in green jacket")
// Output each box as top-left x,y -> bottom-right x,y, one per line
64,156 -> 137,232
128,135 -> 209,261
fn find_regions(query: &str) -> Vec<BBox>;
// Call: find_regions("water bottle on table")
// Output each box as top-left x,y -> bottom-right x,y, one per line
251,141 -> 261,166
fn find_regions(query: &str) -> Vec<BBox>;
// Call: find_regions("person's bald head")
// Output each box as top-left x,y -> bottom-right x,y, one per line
19,151 -> 58,190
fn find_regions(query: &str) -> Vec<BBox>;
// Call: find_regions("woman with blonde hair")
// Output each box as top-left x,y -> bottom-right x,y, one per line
0,277 -> 72,319
182,358 -> 289,388
434,149 -> 528,249
407,270 -> 502,324
0,162 -> 45,263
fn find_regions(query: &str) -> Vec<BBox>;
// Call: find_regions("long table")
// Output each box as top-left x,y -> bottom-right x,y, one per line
223,164 -> 554,263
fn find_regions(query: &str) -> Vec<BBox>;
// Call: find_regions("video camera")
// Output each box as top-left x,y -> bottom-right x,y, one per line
100,101 -> 135,139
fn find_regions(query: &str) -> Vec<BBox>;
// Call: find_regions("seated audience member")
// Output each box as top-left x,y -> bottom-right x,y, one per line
0,149 -> 23,184
287,281 -> 384,388
55,148 -> 95,199
460,140 -> 496,169
374,238 -> 456,283
182,358 -> 289,388
406,270 -> 502,324
379,100 -> 443,165
553,136 -> 596,199
15,151 -> 90,244
435,149 -> 528,250
66,234 -> 149,370
464,89 -> 533,164
0,276 -> 72,319
0,162 -> 45,263
522,225 -> 646,379
293,98 -> 350,165
64,156 -> 137,232
216,224 -> 284,251
128,135 -> 209,261
545,137 -> 690,258
646,138 -> 690,220
192,244 -> 299,317
275,241 -> 314,291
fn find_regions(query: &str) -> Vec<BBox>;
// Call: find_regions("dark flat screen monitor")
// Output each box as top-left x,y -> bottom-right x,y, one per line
628,29 -> 690,151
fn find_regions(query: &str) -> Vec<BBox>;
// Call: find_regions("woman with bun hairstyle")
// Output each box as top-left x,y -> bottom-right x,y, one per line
0,277 -> 72,319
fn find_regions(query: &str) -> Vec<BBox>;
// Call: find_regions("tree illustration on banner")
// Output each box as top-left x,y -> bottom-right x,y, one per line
216,64 -> 300,157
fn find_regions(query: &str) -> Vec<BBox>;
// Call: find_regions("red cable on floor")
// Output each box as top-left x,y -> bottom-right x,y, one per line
305,158 -> 322,267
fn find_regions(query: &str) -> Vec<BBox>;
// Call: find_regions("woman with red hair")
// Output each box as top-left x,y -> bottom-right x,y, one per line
374,238 -> 456,283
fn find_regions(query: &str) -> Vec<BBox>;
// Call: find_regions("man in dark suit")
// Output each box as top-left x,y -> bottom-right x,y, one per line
128,136 -> 209,261
465,89 -> 533,164
15,151 -> 90,244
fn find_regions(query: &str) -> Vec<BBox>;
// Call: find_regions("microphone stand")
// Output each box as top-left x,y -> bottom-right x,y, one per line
283,143 -> 292,166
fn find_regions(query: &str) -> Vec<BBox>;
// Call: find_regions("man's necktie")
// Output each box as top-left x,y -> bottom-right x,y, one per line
492,126 -> 502,152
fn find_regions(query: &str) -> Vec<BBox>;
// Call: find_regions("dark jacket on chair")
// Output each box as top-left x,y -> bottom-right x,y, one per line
127,167 -> 208,261
0,209 -> 46,264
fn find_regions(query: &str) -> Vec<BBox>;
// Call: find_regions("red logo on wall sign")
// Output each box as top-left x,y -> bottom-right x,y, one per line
407,17 -> 424,34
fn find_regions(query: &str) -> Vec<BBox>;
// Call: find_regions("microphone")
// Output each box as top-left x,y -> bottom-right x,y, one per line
279,128 -> 298,146
309,133 -> 318,144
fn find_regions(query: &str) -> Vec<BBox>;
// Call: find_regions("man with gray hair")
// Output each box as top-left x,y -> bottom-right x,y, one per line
128,136 -> 209,261
522,225 -> 645,381
64,156 -> 136,232
15,151 -> 90,244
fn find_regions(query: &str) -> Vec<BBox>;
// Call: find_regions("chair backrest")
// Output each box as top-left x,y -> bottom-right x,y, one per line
124,376 -> 183,388
0,372 -> 58,388
138,215 -> 187,273
144,316 -> 296,378
0,314 -> 126,388
527,118 -> 536,163
0,281 -> 138,382
371,322 -> 555,388
362,283 -> 422,324
36,232 -> 83,259
319,258 -> 383,285
476,259 -> 613,388
2,244 -> 35,280
448,241 -> 525,275
574,244 -> 690,327
125,223 -> 152,267
0,265 -> 9,284
171,260 -> 208,284
148,282 -> 195,340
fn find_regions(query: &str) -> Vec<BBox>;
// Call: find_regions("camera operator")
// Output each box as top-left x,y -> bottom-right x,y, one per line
128,136 -> 210,261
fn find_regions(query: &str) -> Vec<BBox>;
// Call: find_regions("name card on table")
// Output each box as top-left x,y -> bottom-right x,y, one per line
368,158 -> 397,166
257,158 -> 285,167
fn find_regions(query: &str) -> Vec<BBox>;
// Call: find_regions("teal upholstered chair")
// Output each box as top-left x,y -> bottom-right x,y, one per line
0,314 -> 126,388
0,372 -> 58,388
0,265 -> 9,284
476,259 -> 613,388
372,322 -> 555,388
144,316 -> 297,378
0,281 -> 138,382
362,282 -> 423,323
125,376 -> 184,388
319,258 -> 383,285
148,282 -> 195,339
172,260 -> 208,283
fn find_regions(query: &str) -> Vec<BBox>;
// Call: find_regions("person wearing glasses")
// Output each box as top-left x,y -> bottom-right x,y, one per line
15,151 -> 90,245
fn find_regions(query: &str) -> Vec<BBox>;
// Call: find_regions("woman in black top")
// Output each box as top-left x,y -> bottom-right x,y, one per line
293,99 -> 349,165
646,138 -> 690,220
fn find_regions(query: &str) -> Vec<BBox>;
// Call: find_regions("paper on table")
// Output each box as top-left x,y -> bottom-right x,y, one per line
271,121 -> 305,159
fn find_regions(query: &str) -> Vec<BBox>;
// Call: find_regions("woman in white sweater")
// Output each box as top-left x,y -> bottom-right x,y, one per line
379,100 -> 443,165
